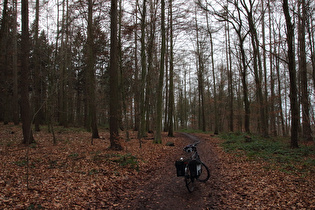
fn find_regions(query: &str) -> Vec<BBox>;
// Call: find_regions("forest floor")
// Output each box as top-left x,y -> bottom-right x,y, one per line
0,123 -> 314,209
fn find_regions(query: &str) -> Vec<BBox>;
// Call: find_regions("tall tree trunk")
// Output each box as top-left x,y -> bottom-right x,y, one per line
21,0 -> 35,144
276,25 -> 286,136
269,0 -> 276,136
262,0 -> 269,134
59,0 -> 68,127
119,0 -> 130,141
195,8 -> 206,132
164,4 -> 170,133
211,0 -> 249,134
239,38 -> 250,134
87,0 -> 100,139
242,0 -> 268,136
208,26 -> 219,134
168,0 -> 174,137
283,0 -> 299,148
34,0 -> 41,131
299,0 -> 312,141
205,7 -> 219,134
145,0 -> 156,134
0,0 -> 8,124
308,2 -> 315,93
109,0 -> 123,150
225,2 -> 233,132
138,0 -> 147,139
12,0 -> 19,125
155,0 -> 166,143
134,0 -> 140,132
227,22 -> 233,132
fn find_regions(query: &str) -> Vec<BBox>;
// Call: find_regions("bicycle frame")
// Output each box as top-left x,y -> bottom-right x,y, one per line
176,141 -> 210,192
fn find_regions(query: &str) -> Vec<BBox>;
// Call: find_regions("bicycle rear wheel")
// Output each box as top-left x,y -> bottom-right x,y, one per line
197,162 -> 210,182
185,166 -> 195,192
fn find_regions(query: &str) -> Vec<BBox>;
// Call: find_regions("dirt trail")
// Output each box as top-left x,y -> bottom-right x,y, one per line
128,133 -> 222,209
123,132 -> 315,209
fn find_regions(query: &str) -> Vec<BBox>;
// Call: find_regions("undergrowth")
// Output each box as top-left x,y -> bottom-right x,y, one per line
219,132 -> 315,176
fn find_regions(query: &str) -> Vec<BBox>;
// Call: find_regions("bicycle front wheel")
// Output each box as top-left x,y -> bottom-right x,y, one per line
185,166 -> 195,192
197,162 -> 210,182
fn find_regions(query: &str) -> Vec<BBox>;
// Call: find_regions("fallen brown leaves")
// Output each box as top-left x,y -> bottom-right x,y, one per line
1,125 -> 314,209
0,124 -> 180,209
195,133 -> 315,209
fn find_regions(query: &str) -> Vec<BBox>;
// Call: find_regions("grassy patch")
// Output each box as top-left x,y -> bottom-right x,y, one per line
219,133 -> 315,176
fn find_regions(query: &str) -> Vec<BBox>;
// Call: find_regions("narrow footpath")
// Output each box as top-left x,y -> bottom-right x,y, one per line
127,133 -> 222,209
125,133 -> 315,209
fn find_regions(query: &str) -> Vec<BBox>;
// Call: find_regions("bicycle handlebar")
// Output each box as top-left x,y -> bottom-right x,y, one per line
186,141 -> 200,148
183,141 -> 200,152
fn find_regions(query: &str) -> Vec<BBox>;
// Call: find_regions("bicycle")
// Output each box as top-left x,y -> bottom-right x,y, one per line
175,141 -> 210,192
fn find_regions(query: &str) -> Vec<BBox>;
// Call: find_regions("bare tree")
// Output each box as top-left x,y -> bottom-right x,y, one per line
195,13 -> 206,132
21,0 -> 35,144
109,0 -> 123,150
299,0 -> 312,141
34,0 -> 41,131
12,0 -> 19,125
283,0 -> 299,148
202,0 -> 250,133
240,0 -> 268,137
138,0 -> 147,139
0,0 -> 9,124
206,11 -> 219,134
155,0 -> 166,143
268,0 -> 277,136
87,0 -> 100,139
168,0 -> 174,137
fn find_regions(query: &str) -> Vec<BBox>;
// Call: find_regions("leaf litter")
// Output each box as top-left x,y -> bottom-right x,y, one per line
0,124 -> 314,209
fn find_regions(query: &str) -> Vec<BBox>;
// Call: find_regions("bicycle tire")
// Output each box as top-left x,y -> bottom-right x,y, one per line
185,166 -> 195,192
197,162 -> 210,182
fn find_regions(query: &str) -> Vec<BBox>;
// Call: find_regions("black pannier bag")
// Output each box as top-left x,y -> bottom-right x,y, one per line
175,159 -> 188,177
188,160 -> 202,178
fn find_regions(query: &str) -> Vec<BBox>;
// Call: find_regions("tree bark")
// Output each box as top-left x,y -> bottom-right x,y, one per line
269,0 -> 276,136
195,8 -> 206,132
21,0 -> 35,144
34,0 -> 41,131
168,0 -> 174,137
0,0 -> 8,124
59,0 -> 69,127
155,0 -> 166,143
262,0 -> 269,135
308,2 -> 315,93
283,0 -> 299,148
205,7 -> 219,134
241,0 -> 268,136
239,38 -> 250,134
224,1 -> 234,132
138,0 -> 147,139
109,0 -> 123,150
12,0 -> 19,125
299,0 -> 312,141
276,25 -> 286,136
134,0 -> 140,132
208,26 -> 219,134
87,0 -> 100,139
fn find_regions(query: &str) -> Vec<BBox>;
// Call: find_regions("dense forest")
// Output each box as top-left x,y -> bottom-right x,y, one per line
0,0 -> 314,149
